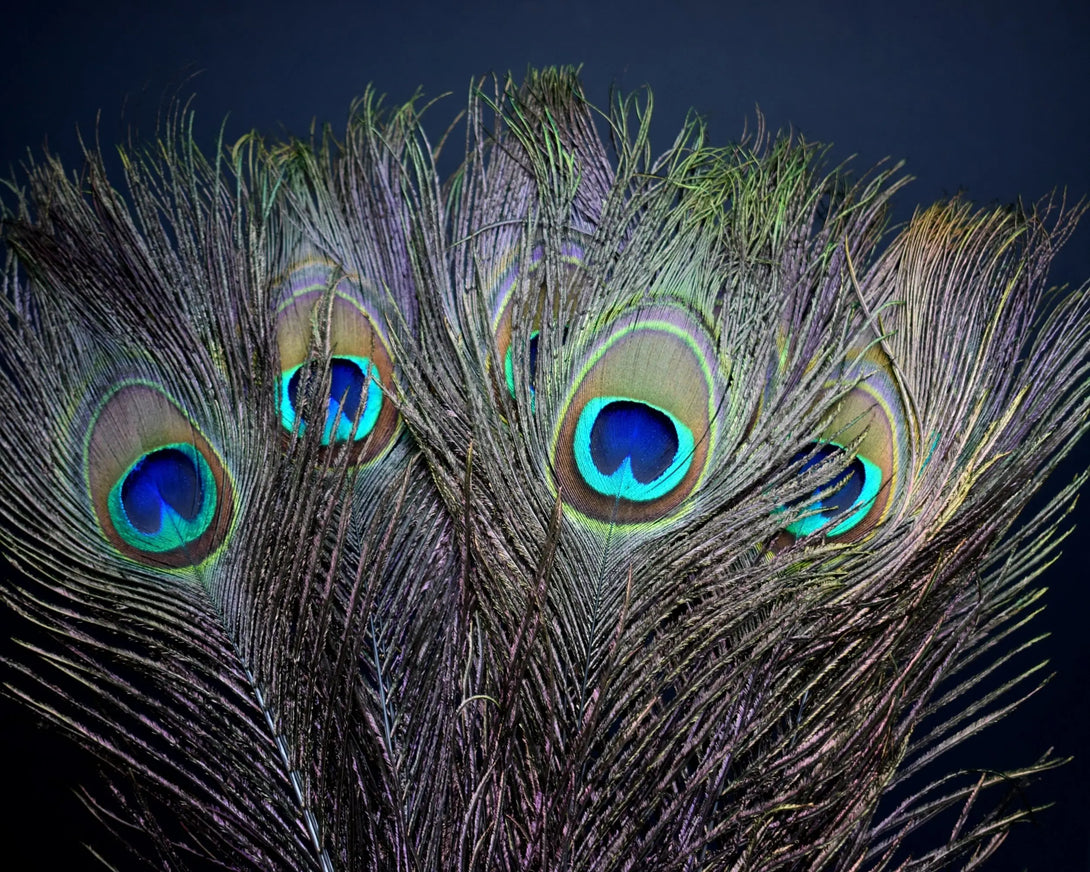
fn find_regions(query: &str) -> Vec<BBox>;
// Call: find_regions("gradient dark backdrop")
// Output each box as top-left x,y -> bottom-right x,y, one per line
1,2 -> 1087,869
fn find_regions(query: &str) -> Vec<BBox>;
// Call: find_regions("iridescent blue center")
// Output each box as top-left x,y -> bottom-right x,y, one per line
280,356 -> 383,444
504,331 -> 540,399
573,398 -> 694,501
784,442 -> 881,536
108,443 -> 217,552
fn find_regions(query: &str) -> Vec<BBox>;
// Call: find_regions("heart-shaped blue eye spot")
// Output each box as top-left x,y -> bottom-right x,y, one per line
573,398 -> 694,502
281,356 -> 384,445
782,442 -> 881,537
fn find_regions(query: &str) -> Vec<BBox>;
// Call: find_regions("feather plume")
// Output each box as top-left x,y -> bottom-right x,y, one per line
1,67 -> 1088,870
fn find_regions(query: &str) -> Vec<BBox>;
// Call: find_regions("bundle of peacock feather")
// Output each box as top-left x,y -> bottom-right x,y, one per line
0,66 -> 1087,871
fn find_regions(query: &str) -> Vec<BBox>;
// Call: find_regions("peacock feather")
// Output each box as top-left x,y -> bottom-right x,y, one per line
1,67 -> 1087,871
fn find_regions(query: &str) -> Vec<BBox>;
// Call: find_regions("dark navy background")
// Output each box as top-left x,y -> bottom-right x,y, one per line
1,1 -> 1087,869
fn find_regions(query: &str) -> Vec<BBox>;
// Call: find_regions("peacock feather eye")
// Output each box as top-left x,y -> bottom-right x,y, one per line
274,259 -> 400,465
85,382 -> 234,569
491,241 -> 584,404
779,346 -> 907,544
502,330 -> 540,399
781,442 -> 882,537
551,307 -> 720,525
